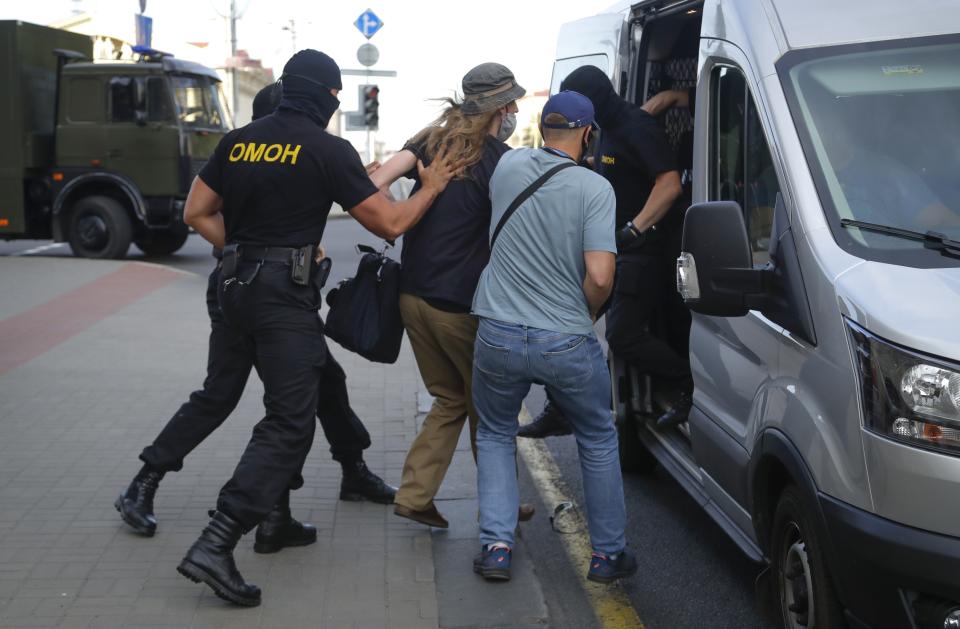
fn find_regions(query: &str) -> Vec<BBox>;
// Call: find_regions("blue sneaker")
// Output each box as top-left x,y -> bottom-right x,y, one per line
587,549 -> 637,584
473,544 -> 512,581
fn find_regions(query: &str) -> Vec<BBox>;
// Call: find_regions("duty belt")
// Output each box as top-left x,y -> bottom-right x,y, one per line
237,245 -> 304,263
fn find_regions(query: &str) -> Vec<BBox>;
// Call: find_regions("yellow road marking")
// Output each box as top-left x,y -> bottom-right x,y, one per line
517,406 -> 644,629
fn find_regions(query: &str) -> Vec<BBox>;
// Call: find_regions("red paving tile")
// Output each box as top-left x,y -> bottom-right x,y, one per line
0,263 -> 183,375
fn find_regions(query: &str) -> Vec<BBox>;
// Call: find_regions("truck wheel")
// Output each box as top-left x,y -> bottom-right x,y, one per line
618,409 -> 657,474
772,486 -> 846,629
67,196 -> 133,259
135,223 -> 189,256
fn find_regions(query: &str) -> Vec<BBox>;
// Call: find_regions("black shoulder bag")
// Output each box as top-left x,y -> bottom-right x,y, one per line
489,162 -> 576,249
324,243 -> 404,364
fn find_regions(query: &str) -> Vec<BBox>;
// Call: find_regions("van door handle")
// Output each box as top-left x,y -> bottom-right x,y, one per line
107,148 -> 122,157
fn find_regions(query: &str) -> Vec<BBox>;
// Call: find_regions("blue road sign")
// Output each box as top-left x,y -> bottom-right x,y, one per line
354,9 -> 383,40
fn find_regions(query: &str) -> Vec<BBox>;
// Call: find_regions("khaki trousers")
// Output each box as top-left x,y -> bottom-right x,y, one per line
395,293 -> 479,511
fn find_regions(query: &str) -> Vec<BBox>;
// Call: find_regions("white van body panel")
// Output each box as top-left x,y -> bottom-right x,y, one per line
770,0 -> 960,49
835,263 -> 960,360
835,260 -> 960,532
693,22 -> 875,515
701,0 -> 785,77
698,0 -> 960,526
551,11 -> 629,93
772,241 -> 875,512
863,431 -> 960,537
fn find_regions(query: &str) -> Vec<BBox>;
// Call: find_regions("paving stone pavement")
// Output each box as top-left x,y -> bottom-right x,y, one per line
0,258 -> 442,629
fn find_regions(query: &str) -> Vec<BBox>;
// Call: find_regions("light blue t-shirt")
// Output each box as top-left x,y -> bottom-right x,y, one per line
472,148 -> 617,336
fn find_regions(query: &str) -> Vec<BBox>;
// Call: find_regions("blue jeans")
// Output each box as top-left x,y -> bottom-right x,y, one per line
473,318 -> 627,555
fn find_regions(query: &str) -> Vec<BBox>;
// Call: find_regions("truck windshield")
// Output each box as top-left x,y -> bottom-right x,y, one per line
780,36 -> 960,267
171,75 -> 229,131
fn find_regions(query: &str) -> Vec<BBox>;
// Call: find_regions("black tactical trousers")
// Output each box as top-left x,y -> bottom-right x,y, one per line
212,260 -> 329,530
139,268 -> 370,477
604,253 -> 691,379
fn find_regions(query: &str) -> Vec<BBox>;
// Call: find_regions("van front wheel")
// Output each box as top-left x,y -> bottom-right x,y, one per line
772,486 -> 845,629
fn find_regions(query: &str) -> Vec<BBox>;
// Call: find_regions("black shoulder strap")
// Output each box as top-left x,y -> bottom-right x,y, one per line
490,162 -> 576,250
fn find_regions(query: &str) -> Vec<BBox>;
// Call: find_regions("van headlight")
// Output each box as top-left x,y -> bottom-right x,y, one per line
847,319 -> 960,456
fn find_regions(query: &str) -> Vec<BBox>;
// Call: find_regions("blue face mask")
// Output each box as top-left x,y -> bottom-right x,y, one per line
497,111 -> 517,142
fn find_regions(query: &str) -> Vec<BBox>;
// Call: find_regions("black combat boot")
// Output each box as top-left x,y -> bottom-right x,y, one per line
517,401 -> 573,439
656,388 -> 693,430
115,465 -> 164,536
178,511 -> 261,607
253,491 -> 317,554
339,460 -> 397,504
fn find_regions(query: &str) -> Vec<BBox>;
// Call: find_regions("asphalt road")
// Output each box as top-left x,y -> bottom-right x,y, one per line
0,216 -> 393,287
1,219 -> 770,629
520,386 -> 770,629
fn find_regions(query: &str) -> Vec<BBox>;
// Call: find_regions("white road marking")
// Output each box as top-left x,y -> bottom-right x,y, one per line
517,405 -> 645,629
11,243 -> 67,256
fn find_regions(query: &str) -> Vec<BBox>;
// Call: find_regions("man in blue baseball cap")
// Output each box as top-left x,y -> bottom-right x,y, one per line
519,66 -> 690,439
469,90 -> 637,584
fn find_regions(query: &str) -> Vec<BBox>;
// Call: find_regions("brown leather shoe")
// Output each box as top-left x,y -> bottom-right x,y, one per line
394,503 -> 449,529
518,503 -> 535,522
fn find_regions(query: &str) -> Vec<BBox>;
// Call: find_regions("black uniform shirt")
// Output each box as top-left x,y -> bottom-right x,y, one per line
199,109 -> 378,247
399,135 -> 510,312
595,106 -> 677,229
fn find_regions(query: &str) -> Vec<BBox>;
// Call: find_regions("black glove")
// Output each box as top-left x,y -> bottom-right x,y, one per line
616,221 -> 645,250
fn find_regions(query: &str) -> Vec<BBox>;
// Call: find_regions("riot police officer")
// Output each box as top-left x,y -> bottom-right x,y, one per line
176,49 -> 459,606
114,84 -> 396,551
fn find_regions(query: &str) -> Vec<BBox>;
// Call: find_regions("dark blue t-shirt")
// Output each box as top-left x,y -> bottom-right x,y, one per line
400,135 -> 510,311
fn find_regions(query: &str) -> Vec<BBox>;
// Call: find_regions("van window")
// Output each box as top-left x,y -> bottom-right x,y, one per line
780,36 -> 960,268
709,66 -> 781,265
550,55 -> 608,94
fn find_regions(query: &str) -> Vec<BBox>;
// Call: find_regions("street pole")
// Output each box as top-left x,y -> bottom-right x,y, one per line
229,0 -> 238,125
365,69 -> 373,163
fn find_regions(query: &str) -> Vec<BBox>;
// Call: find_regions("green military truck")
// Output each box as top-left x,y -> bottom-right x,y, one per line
0,21 -> 230,258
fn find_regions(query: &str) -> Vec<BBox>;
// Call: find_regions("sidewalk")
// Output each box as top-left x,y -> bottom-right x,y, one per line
0,257 -> 548,629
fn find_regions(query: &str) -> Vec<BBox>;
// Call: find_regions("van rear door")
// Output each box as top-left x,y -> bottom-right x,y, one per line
550,12 -> 629,94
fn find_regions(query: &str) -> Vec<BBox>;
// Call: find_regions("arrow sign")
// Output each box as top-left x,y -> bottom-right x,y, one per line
354,9 -> 383,40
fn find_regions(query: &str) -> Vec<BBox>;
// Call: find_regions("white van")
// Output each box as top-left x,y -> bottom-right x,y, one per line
553,1 -> 960,628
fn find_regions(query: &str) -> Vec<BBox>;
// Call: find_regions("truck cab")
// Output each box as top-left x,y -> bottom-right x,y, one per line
554,2 -> 960,628
51,54 -> 230,257
1,21 -> 230,258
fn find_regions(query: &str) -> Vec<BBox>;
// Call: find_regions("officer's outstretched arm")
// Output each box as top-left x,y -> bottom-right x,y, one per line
347,153 -> 462,240
184,176 -> 226,249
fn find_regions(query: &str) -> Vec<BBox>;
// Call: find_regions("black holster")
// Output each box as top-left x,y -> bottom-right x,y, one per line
221,244 -> 240,280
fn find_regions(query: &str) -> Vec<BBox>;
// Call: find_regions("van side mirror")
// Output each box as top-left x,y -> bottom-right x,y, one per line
677,201 -> 770,317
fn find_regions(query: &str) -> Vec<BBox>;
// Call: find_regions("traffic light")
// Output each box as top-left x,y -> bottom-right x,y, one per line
362,84 -> 379,130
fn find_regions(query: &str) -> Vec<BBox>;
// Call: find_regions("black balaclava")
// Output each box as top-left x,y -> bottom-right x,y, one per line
560,66 -> 629,129
252,83 -> 281,121
278,49 -> 343,128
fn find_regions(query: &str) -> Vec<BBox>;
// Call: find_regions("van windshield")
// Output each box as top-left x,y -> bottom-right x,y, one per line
780,36 -> 960,267
171,75 -> 230,131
